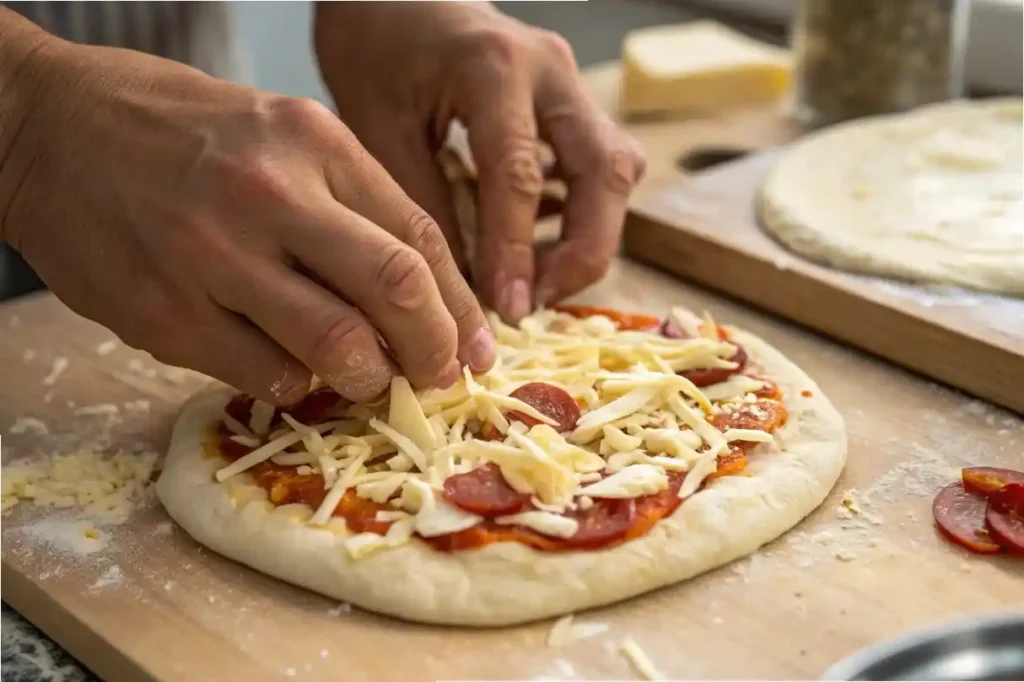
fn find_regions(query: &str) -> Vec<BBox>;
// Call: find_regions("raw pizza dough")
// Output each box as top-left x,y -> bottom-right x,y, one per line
157,323 -> 846,626
759,98 -> 1024,296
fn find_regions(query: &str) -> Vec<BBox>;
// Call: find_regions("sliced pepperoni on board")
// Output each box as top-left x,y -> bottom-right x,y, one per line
961,467 -> 1024,498
507,382 -> 581,432
932,482 -> 1002,554
989,482 -> 1024,516
443,462 -> 531,517
985,502 -> 1024,554
679,345 -> 748,387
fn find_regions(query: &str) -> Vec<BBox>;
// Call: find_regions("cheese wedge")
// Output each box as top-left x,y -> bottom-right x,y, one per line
621,20 -> 790,118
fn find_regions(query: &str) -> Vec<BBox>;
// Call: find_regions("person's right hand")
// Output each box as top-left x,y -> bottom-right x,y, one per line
0,29 -> 496,405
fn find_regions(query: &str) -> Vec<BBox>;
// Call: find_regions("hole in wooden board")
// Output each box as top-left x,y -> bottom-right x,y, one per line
676,147 -> 750,173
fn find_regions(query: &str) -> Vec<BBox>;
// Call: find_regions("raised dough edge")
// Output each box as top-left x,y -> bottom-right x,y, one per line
757,97 -> 1024,297
156,325 -> 847,627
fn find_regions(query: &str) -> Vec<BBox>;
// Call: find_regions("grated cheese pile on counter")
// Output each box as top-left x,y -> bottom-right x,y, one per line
215,308 -> 780,558
2,450 -> 158,524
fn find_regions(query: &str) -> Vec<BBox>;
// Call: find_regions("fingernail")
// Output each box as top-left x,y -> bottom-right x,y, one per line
500,278 -> 532,322
436,362 -> 462,389
466,327 -> 497,373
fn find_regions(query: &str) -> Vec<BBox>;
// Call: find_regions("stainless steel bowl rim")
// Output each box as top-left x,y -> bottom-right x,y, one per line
822,610 -> 1024,681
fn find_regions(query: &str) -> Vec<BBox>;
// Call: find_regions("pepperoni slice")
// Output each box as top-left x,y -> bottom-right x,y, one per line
961,467 -> 1024,498
443,462 -> 531,517
711,399 -> 788,433
553,305 -> 661,332
560,498 -> 637,550
281,387 -> 345,425
985,503 -> 1024,554
679,345 -> 748,387
507,382 -> 581,432
990,482 -> 1024,516
224,395 -> 255,426
660,317 -> 686,339
932,482 -> 1002,554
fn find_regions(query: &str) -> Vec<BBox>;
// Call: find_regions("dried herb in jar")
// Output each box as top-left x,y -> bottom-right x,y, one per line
791,0 -> 968,127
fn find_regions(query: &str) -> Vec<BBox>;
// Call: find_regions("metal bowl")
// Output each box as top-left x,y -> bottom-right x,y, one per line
823,611 -> 1024,681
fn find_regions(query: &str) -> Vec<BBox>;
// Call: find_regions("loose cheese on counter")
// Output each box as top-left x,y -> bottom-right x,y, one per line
1,450 -> 158,524
621,20 -> 790,118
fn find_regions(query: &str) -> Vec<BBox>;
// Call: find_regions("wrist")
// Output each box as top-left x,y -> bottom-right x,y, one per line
0,10 -> 63,243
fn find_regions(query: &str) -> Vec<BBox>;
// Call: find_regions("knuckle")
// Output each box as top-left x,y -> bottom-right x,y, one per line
376,244 -> 432,311
536,30 -> 577,70
308,313 -> 368,367
498,142 -> 544,201
596,146 -> 643,195
471,28 -> 524,71
404,211 -> 449,270
213,148 -> 296,208
271,96 -> 334,131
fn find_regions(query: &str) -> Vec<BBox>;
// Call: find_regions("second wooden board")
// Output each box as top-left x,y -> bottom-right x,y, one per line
623,151 -> 1024,414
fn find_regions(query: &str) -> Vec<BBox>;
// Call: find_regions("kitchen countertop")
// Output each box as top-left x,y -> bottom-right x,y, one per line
1,604 -> 98,682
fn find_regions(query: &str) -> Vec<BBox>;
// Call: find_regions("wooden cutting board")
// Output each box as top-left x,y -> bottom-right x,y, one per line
3,262 -> 1023,682
580,62 -> 1024,415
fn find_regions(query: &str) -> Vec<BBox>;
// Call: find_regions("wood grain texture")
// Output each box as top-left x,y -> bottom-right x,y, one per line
2,63 -> 1023,682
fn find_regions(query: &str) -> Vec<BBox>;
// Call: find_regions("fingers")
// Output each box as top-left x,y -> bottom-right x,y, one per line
158,309 -> 313,406
533,82 -> 646,305
459,66 -> 543,322
321,132 -> 497,375
211,258 -> 398,404
284,200 -> 465,388
357,125 -> 469,275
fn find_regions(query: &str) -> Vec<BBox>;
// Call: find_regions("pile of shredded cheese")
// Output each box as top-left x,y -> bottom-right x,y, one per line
216,308 -> 779,559
2,450 -> 158,524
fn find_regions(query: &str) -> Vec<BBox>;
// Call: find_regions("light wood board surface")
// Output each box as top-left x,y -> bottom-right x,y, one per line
579,63 -> 1024,415
3,62 -> 1024,682
3,263 -> 1023,682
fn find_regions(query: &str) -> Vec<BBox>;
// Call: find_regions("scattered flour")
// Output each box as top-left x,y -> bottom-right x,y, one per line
90,565 -> 124,591
20,519 -> 108,555
327,602 -> 351,617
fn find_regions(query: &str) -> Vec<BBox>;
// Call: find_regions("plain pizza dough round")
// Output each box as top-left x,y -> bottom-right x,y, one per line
157,326 -> 847,626
759,98 -> 1024,296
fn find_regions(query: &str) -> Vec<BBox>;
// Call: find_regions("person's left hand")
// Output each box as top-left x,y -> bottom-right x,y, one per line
315,2 -> 646,323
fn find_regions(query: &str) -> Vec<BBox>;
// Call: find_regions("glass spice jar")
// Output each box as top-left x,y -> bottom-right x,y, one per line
790,0 -> 970,128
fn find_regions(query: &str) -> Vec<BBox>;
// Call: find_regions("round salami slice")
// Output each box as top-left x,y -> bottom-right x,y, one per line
443,462 -> 531,517
679,345 -> 748,387
961,467 -> 1024,498
659,317 -> 686,339
282,387 -> 345,425
224,395 -> 255,426
507,382 -> 581,432
554,305 -> 661,331
560,498 -> 637,550
932,482 -> 1002,554
984,503 -> 1024,554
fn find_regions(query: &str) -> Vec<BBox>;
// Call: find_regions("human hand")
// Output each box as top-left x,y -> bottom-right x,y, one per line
314,2 -> 646,322
0,22 -> 495,405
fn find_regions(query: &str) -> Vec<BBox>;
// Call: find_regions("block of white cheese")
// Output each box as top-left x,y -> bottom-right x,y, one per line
621,20 -> 790,118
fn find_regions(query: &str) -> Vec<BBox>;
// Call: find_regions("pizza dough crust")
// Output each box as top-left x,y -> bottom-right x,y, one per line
759,98 -> 1024,297
157,326 -> 847,626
